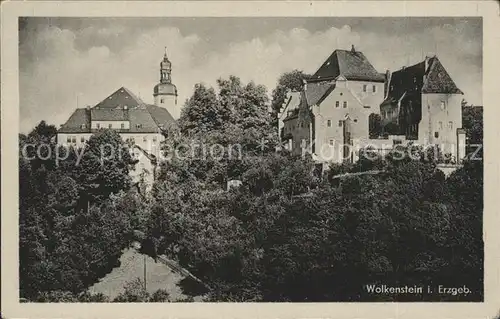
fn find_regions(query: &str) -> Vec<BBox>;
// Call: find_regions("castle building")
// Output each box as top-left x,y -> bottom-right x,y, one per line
381,55 -> 465,158
57,50 -> 178,182
279,46 -> 466,165
279,45 -> 386,163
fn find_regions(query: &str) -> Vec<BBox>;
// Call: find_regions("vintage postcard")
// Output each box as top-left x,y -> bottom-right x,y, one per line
1,1 -> 499,318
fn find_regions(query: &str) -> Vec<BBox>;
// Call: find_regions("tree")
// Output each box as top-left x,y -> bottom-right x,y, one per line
462,105 -> 483,156
71,129 -> 136,205
369,113 -> 382,138
19,125 -> 140,300
178,83 -> 222,135
270,70 -> 311,126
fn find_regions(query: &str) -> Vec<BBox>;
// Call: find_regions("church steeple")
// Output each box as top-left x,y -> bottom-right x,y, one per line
160,46 -> 172,84
153,47 -> 179,119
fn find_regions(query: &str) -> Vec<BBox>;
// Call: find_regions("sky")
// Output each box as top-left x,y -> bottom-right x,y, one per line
19,17 -> 482,133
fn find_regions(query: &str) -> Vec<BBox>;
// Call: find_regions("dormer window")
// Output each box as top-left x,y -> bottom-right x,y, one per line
80,124 -> 86,129
136,124 -> 143,129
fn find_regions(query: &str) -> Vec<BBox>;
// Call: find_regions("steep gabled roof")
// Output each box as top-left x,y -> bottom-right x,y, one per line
59,109 -> 91,133
145,104 -> 176,129
422,56 -> 463,94
128,108 -> 162,133
91,109 -> 129,121
305,82 -> 336,106
312,48 -> 385,82
58,87 -> 176,134
382,56 -> 463,106
94,86 -> 145,109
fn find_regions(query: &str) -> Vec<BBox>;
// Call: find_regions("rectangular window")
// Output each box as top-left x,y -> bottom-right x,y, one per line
153,136 -> 157,142
327,120 -> 332,127
143,136 -> 147,142
108,123 -> 112,129
121,123 -> 125,129
393,140 -> 402,145
440,101 -> 446,110
338,120 -> 343,127
438,121 -> 443,130
435,132 -> 439,138
71,136 -> 76,143
372,85 -> 376,92
67,136 -> 71,143
160,98 -> 164,103
335,101 -> 340,108
81,136 -> 85,143
363,85 -> 367,92
343,101 -> 347,108
329,139 -> 334,146
448,121 -> 453,130
96,123 -> 100,129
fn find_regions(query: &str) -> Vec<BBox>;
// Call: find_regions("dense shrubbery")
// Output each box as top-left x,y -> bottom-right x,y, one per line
144,77 -> 483,301
19,123 -> 142,300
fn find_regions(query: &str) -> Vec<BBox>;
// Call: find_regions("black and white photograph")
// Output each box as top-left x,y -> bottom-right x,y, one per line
1,1 -> 499,318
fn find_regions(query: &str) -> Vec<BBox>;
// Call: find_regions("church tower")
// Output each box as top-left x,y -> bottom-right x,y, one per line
153,47 -> 179,119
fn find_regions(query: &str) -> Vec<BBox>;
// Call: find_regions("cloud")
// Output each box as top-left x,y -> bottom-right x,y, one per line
19,20 -> 482,133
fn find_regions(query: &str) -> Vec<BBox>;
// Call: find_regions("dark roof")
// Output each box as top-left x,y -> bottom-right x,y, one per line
129,108 -> 163,133
154,83 -> 177,95
382,56 -> 463,105
305,82 -> 335,106
312,48 -> 385,82
422,56 -> 463,94
59,109 -> 90,133
94,86 -> 144,109
59,87 -> 176,134
91,109 -> 128,121
145,104 -> 176,129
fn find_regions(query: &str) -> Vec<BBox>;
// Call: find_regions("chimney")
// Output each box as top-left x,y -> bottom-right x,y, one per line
351,44 -> 356,53
303,79 -> 308,91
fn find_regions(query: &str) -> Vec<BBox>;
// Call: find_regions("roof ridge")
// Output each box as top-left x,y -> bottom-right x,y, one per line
121,87 -> 145,105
